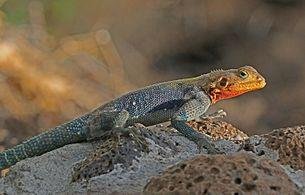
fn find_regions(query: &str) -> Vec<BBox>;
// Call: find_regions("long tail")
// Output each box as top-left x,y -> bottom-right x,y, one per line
0,114 -> 90,170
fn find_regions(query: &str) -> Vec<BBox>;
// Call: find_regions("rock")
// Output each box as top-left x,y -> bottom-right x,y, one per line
188,119 -> 249,142
242,126 -> 305,194
244,126 -> 305,171
0,126 -> 200,194
0,143 -> 93,194
144,152 -> 300,194
284,166 -> 305,193
0,123 -> 304,194
263,126 -> 305,170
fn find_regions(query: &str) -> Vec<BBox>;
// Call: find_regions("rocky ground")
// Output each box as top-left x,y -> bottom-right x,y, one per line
0,120 -> 304,194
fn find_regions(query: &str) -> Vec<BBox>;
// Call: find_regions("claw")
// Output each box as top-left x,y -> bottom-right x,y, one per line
215,109 -> 227,118
128,127 -> 149,152
196,137 -> 224,154
200,109 -> 227,120
112,127 -> 149,153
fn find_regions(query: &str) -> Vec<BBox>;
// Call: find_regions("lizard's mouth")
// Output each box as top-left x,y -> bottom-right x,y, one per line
227,76 -> 266,92
209,78 -> 266,103
236,79 -> 266,91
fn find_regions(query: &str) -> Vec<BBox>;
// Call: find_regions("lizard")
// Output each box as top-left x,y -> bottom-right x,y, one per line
0,65 -> 266,170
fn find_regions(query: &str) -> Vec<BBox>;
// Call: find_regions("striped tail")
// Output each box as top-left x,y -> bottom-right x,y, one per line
0,114 -> 90,170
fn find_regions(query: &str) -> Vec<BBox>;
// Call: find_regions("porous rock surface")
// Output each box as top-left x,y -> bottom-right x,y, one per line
0,122 -> 304,194
264,126 -> 305,170
144,152 -> 299,194
188,119 -> 249,142
244,126 -> 305,170
0,126 -> 202,194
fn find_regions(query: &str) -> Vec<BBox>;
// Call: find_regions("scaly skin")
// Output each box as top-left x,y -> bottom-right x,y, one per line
0,65 -> 266,170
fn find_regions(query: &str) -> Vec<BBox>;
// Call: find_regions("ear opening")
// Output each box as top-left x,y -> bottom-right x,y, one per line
218,77 -> 228,88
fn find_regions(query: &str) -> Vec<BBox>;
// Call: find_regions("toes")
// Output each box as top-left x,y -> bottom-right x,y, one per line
215,109 -> 226,117
196,139 -> 224,155
217,109 -> 224,113
218,110 -> 227,118
208,147 -> 224,155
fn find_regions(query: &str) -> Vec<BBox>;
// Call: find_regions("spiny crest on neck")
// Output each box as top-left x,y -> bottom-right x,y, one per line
210,68 -> 224,74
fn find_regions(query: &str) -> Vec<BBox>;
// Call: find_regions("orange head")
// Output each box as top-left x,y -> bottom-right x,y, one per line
199,66 -> 266,103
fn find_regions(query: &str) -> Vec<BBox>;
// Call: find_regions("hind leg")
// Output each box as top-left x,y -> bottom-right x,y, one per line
87,109 -> 148,151
87,109 -> 129,139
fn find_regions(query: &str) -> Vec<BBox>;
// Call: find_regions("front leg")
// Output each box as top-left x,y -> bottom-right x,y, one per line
171,96 -> 222,154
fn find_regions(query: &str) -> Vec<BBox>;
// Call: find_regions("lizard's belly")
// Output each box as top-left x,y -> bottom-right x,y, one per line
126,107 -> 178,127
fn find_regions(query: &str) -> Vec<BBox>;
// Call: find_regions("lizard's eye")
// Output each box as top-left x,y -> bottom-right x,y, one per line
239,70 -> 248,79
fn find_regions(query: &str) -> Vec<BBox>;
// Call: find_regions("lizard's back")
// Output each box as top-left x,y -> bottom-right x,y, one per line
100,80 -> 193,125
0,78 -> 197,170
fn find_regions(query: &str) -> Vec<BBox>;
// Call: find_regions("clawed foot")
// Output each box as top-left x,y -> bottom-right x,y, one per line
128,127 -> 149,152
112,127 -> 149,152
200,109 -> 227,120
195,136 -> 224,155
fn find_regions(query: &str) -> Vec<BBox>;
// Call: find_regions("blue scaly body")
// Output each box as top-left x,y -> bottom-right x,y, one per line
0,66 -> 266,170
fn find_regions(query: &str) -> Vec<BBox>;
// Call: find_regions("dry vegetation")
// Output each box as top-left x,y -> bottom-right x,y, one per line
0,1 -> 138,148
0,0 -> 305,149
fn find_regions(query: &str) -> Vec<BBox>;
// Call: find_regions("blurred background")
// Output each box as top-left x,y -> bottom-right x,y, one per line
0,0 -> 304,149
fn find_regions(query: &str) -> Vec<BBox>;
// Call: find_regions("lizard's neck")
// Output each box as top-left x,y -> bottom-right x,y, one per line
180,74 -> 238,104
171,74 -> 214,99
